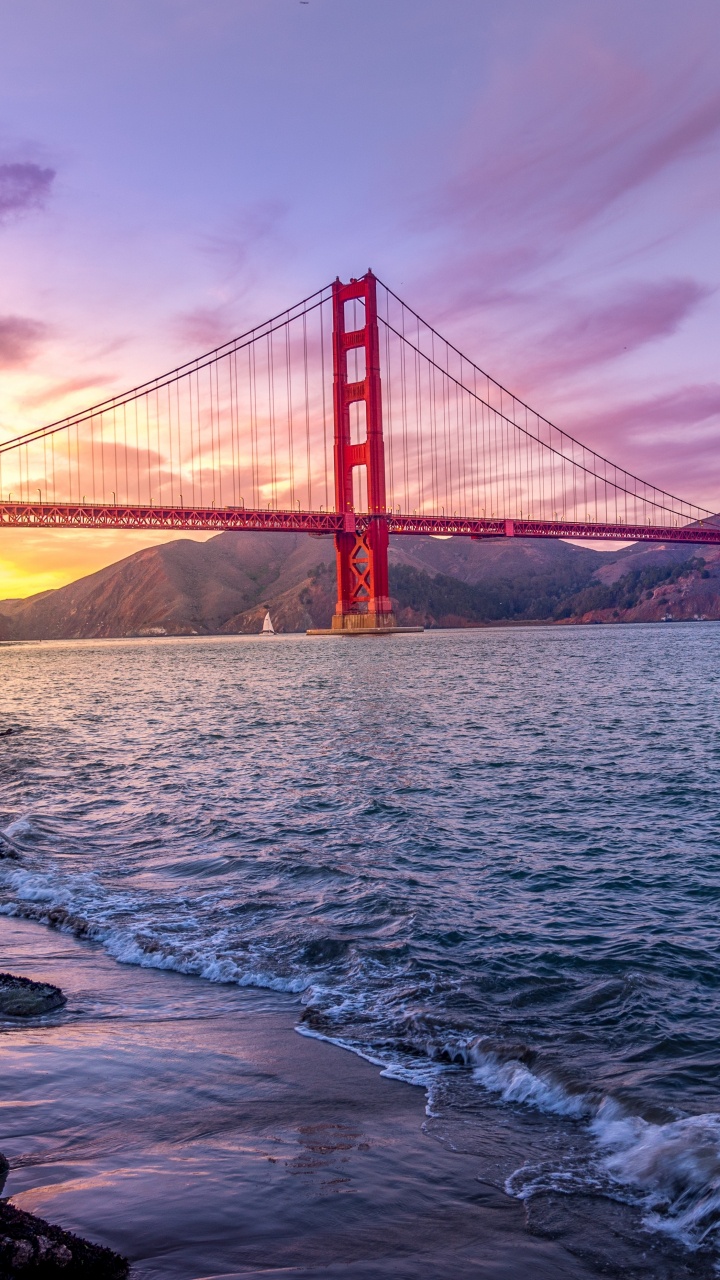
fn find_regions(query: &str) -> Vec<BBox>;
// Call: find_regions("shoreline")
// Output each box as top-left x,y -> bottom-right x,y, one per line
2,615 -> 720,652
0,913 -> 619,1280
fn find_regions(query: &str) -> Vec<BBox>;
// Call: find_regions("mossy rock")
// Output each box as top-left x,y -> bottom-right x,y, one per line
0,975 -> 66,1018
0,1198 -> 128,1277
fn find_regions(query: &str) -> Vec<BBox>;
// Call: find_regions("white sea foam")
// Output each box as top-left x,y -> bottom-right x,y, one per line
466,1037 -> 591,1119
433,1032 -> 720,1257
502,1085 -> 720,1255
296,1024 -> 440,1091
9,874 -> 61,904
5,815 -> 34,838
0,860 -> 312,995
591,1099 -> 720,1250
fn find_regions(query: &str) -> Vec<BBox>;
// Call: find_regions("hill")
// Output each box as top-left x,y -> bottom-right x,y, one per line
1,530 -> 719,638
558,547 -> 720,624
0,532 -> 333,639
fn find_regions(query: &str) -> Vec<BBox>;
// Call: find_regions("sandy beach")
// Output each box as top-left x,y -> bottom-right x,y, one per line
0,913 -> 614,1280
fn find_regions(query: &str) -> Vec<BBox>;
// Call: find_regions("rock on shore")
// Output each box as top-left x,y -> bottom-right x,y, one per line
0,1155 -> 128,1277
0,975 -> 66,1018
0,1198 -> 128,1278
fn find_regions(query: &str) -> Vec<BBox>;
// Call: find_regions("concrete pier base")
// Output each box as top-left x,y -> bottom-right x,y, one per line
307,612 -> 423,637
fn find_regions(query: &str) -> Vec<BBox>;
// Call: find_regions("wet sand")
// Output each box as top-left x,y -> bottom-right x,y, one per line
0,916 -> 635,1278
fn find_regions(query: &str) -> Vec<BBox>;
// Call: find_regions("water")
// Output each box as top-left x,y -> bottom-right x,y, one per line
2,626 -> 720,1272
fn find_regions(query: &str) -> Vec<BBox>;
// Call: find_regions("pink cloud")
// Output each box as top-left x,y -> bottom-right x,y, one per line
575,384 -> 720,437
526,279 -> 711,383
19,374 -> 116,411
460,50 -> 715,231
172,203 -> 290,353
390,27 -> 720,512
172,305 -> 238,351
440,81 -> 720,245
0,316 -> 48,368
565,385 -> 720,501
413,32 -> 720,318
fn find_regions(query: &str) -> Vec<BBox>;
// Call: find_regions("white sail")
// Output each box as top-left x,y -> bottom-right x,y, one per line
261,611 -> 275,635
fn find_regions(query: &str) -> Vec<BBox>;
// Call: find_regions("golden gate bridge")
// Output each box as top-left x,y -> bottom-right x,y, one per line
1,271 -> 718,633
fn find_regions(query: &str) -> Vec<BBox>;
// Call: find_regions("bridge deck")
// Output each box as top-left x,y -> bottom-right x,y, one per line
1,503 -> 719,545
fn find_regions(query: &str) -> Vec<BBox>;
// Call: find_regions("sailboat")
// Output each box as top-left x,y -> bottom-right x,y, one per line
261,610 -> 275,636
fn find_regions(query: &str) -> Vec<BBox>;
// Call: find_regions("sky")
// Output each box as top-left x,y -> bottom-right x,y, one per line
1,0 -> 719,597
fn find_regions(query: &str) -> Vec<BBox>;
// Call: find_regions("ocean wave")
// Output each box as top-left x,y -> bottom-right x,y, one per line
505,1090 -> 720,1256
3,855 -> 720,1263
593,1100 -> 720,1251
0,863 -> 311,994
465,1036 -> 592,1118
4,815 -> 35,839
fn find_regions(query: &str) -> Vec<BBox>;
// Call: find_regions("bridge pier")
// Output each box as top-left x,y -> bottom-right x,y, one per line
307,270 -> 422,637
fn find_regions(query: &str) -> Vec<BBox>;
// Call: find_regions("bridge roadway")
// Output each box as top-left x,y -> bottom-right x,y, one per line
1,502 -> 720,546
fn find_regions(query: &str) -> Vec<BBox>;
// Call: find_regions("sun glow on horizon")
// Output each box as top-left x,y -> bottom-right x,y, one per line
0,529 -> 216,602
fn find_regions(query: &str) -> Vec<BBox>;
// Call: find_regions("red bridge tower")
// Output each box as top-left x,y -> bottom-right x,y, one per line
326,270 -> 401,634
